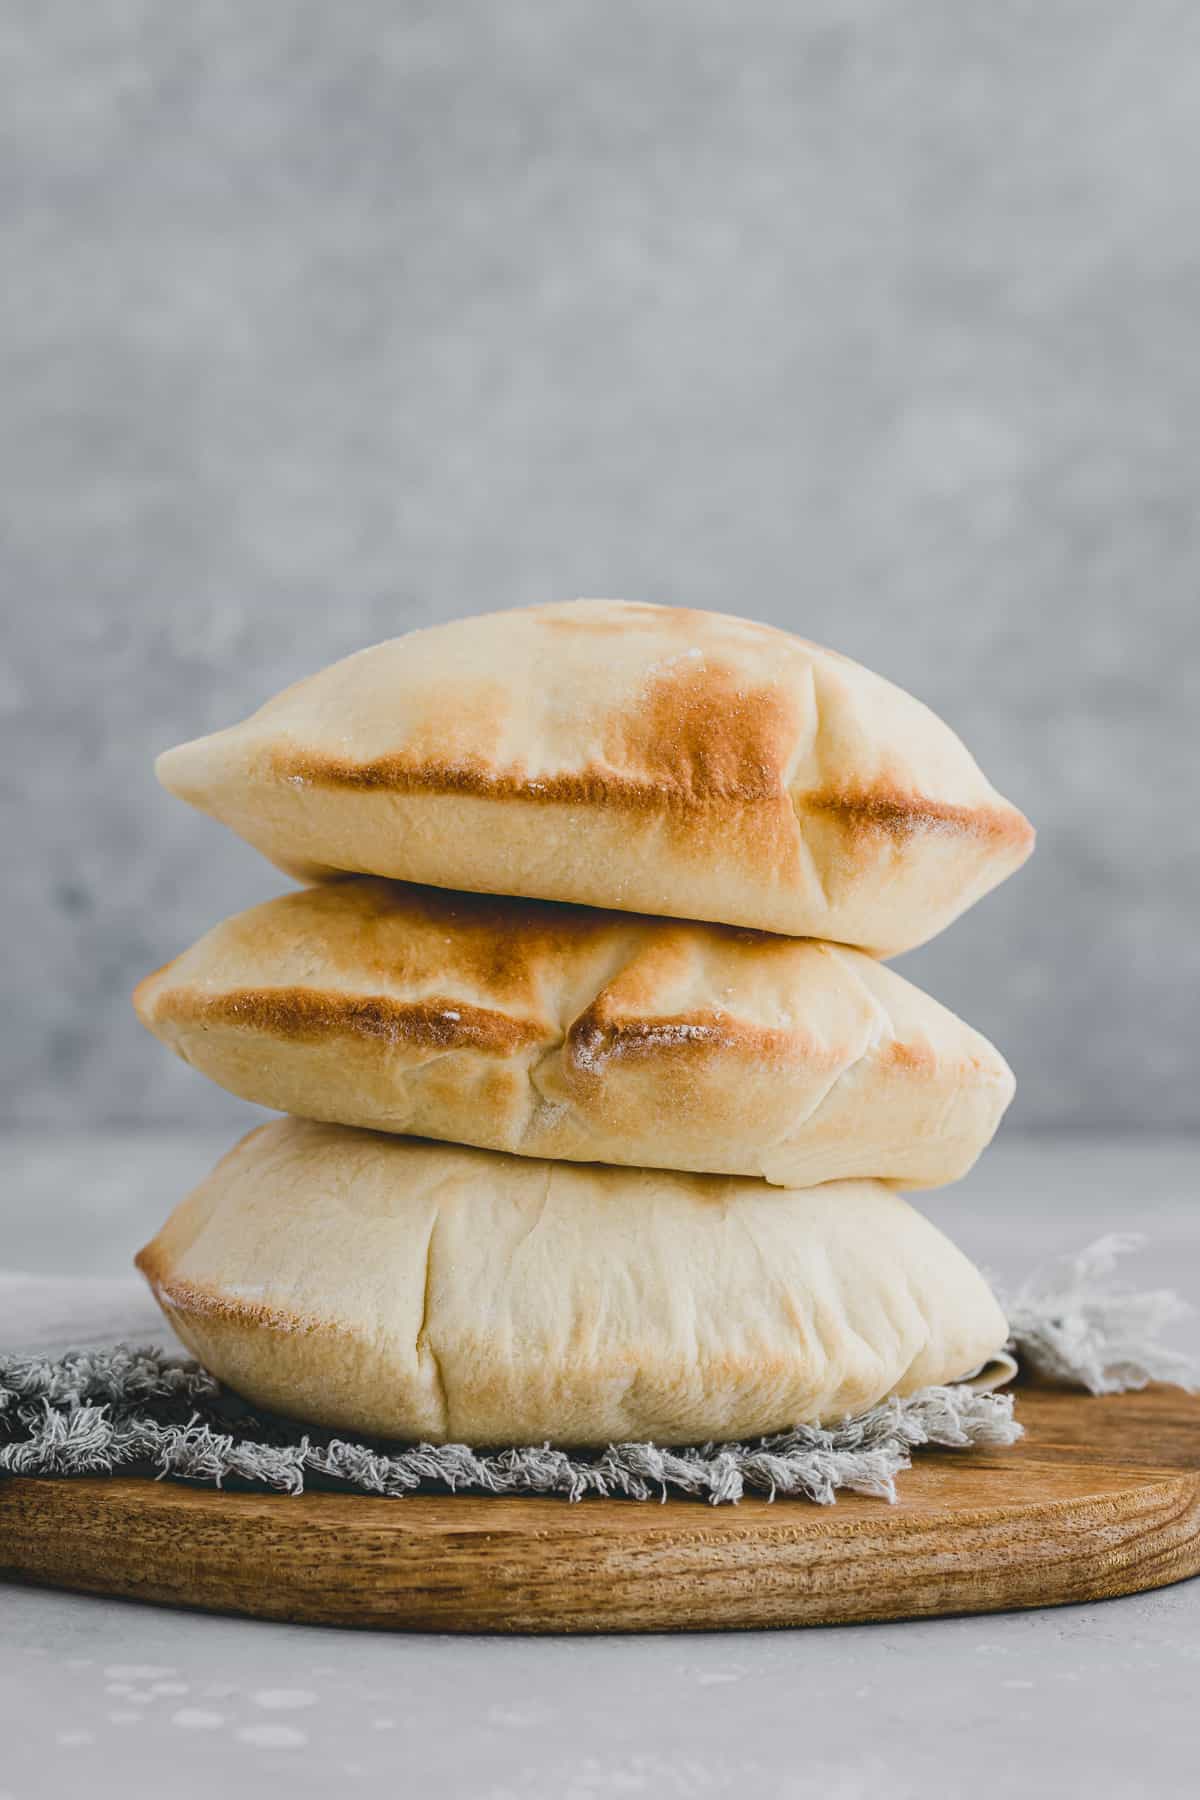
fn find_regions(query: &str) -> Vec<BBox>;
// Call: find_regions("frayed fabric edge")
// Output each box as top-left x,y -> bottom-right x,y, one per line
0,1237 -> 1194,1506
1003,1232 -> 1198,1396
0,1372 -> 1019,1507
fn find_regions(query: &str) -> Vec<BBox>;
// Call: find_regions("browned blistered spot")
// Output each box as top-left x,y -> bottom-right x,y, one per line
565,1004 -> 841,1075
600,657 -> 798,807
380,889 -> 615,1000
806,784 -> 1035,849
210,879 -> 626,1008
150,986 -> 546,1058
883,1039 -> 940,1074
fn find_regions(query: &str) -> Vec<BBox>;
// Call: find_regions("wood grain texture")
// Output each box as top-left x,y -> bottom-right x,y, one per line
1,1388 -> 1197,1634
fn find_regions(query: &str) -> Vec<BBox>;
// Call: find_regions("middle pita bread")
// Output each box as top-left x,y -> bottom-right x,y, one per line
135,878 -> 1013,1189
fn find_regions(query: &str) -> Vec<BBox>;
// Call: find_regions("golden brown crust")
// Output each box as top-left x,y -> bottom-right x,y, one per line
271,657 -> 797,810
137,1246 -> 324,1337
144,985 -> 546,1058
134,877 -> 1015,1189
805,783 -> 1037,847
269,769 -> 1029,858
142,879 -> 633,1012
268,758 -> 780,811
155,601 -> 1034,952
148,980 -> 823,1070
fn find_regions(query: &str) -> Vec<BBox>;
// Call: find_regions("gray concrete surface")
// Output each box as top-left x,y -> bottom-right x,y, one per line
4,1582 -> 1198,1800
1,1129 -> 1198,1799
4,1 -> 1200,1135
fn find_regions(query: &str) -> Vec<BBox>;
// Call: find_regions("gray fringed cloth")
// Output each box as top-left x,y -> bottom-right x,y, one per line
1,1236 -> 1194,1506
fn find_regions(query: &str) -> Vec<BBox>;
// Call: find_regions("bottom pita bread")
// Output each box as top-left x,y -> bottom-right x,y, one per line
136,1118 -> 1010,1447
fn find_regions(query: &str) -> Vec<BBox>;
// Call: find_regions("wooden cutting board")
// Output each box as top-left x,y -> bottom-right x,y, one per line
2,1387 -> 1197,1633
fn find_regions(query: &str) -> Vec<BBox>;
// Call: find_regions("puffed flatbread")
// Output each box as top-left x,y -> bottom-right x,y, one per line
135,879 -> 1014,1189
155,601 -> 1033,955
136,1119 -> 1012,1446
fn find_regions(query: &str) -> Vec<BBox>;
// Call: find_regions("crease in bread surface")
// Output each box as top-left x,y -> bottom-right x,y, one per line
135,1119 -> 1012,1447
154,600 -> 1033,953
134,877 -> 1016,1191
415,1203 -> 449,1441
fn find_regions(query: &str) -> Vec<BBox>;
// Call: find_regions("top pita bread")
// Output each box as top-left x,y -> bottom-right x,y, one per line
157,600 -> 1033,954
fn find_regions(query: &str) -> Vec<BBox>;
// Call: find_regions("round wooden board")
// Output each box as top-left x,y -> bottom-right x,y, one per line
2,1387 -> 1198,1633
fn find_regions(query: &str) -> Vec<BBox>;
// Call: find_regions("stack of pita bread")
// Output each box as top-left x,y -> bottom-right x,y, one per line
135,601 -> 1033,1448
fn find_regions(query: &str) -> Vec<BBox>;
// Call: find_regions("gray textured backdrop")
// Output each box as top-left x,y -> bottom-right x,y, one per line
4,1 -> 1198,1132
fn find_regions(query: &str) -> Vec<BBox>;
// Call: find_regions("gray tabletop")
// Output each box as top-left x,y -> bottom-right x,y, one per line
2,1130 -> 1197,1800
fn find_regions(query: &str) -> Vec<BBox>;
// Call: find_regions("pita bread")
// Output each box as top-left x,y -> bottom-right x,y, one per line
155,601 -> 1033,955
135,878 -> 1014,1189
136,1119 -> 1011,1446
